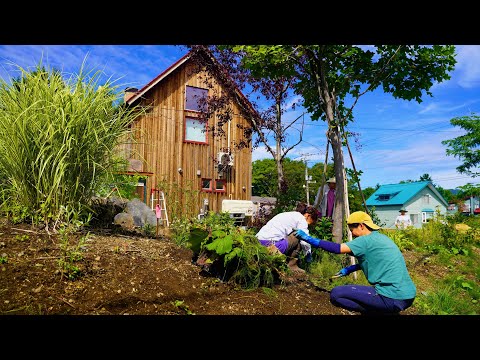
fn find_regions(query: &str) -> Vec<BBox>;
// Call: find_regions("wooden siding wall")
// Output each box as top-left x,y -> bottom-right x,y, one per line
128,61 -> 252,218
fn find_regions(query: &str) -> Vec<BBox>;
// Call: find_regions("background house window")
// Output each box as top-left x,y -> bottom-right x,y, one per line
185,116 -> 207,143
422,211 -> 434,223
186,85 -> 208,112
423,194 -> 430,204
376,192 -> 399,201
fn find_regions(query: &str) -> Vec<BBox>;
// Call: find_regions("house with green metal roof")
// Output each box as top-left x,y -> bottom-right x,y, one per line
365,180 -> 449,229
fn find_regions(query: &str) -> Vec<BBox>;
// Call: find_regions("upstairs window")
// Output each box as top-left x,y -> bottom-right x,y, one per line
186,85 -> 208,112
375,192 -> 399,201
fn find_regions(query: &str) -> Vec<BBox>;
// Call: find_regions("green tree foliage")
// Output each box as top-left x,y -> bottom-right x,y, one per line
252,157 -> 375,214
231,45 -> 456,243
442,114 -> 480,177
457,183 -> 480,199
252,158 -> 307,212
252,159 -> 278,197
282,158 -> 307,209
435,185 -> 454,204
420,173 -> 433,182
0,61 -> 139,232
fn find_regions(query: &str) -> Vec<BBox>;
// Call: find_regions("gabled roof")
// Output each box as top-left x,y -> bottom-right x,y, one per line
366,181 -> 449,208
126,53 -> 190,105
125,49 -> 258,118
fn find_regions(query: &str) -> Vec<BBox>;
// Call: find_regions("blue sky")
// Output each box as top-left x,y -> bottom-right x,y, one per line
0,44 -> 478,191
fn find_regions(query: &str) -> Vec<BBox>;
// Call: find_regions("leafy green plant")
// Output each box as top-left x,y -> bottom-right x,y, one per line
262,287 -> 277,298
311,217 -> 334,242
14,234 -> 30,242
170,217 -> 196,248
307,251 -> 369,290
0,256 -> 7,264
183,212 -> 288,289
381,229 -> 416,251
57,223 -> 89,280
141,223 -> 156,238
453,275 -> 474,291
172,300 -> 195,315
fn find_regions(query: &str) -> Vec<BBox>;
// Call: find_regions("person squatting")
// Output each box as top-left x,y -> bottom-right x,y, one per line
293,211 -> 416,315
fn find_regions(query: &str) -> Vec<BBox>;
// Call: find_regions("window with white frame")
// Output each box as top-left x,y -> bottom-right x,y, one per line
422,211 -> 434,223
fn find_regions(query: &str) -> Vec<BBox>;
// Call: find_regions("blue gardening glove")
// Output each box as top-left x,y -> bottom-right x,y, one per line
333,264 -> 360,278
335,267 -> 349,277
293,229 -> 308,240
293,229 -> 320,247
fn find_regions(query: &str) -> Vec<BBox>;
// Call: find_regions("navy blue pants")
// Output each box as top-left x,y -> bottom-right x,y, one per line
330,285 -> 414,314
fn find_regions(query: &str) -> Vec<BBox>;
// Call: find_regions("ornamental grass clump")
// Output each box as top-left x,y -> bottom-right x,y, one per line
0,60 -> 139,232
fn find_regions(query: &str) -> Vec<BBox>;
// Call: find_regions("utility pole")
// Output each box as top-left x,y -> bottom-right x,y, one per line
298,153 -> 316,206
305,158 -> 310,205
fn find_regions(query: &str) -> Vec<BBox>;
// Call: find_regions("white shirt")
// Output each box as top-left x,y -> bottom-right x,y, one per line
395,214 -> 412,229
256,211 -> 311,255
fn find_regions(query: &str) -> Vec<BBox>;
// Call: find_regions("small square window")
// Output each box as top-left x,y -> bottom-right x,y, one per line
201,178 -> 212,192
214,179 -> 226,192
186,85 -> 208,112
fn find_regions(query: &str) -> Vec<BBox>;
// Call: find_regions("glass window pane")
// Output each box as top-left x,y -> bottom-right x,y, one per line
185,117 -> 206,143
202,179 -> 211,190
186,86 -> 208,112
215,179 -> 225,192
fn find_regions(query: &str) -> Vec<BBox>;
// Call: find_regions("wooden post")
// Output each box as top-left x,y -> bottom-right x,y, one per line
343,169 -> 357,280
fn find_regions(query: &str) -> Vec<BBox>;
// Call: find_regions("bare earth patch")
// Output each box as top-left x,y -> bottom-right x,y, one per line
0,220 -> 352,316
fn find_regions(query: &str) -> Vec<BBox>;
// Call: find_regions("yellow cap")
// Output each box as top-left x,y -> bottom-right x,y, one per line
347,211 -> 380,230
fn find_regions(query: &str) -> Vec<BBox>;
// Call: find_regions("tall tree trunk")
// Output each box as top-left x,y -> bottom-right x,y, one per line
328,126 -> 346,243
305,47 -> 347,243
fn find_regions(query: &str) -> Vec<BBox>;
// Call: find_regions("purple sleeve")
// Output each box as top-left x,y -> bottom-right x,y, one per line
345,263 -> 361,274
317,240 -> 342,254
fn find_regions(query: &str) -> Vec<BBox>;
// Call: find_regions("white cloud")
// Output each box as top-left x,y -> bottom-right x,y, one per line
252,146 -> 271,162
418,99 -> 480,115
454,45 -> 480,89
282,95 -> 303,112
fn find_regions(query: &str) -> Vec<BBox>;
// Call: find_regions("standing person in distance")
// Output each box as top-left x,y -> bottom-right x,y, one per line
395,208 -> 412,229
256,202 -> 319,275
293,211 -> 416,315
320,177 -> 336,219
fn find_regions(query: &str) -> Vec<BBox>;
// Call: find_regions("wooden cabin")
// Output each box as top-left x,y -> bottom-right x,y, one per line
121,49 -> 255,221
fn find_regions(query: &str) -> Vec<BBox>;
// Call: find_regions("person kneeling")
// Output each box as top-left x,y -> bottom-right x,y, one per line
293,211 -> 416,315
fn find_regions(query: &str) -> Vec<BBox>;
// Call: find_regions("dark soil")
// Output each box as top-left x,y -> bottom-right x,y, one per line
0,219 -> 354,316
